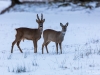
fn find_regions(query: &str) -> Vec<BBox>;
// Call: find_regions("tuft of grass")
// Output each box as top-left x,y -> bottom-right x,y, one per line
8,64 -> 27,73
8,58 -> 38,73
60,59 -> 67,69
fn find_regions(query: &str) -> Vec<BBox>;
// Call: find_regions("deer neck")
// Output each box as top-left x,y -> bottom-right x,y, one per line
38,27 -> 43,34
60,31 -> 66,37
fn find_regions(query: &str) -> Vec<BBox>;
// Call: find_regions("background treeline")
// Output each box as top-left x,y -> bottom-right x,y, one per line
0,0 -> 100,14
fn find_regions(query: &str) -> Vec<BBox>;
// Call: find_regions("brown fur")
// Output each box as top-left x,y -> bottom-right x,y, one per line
11,14 -> 45,53
42,22 -> 68,54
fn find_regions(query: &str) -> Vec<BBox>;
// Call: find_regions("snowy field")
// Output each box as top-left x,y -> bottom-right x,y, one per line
0,1 -> 100,75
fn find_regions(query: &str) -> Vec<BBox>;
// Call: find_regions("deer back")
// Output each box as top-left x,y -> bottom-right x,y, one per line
16,27 -> 41,40
43,29 -> 64,43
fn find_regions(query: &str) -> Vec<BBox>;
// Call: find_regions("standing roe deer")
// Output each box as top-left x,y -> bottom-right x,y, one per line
42,22 -> 68,54
11,14 -> 45,53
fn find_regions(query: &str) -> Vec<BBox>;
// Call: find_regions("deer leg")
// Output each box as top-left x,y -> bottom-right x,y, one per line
11,40 -> 17,53
33,40 -> 37,53
17,41 -> 23,53
42,42 -> 45,54
11,33 -> 22,53
59,43 -> 62,54
56,43 -> 58,54
42,40 -> 47,54
45,41 -> 50,53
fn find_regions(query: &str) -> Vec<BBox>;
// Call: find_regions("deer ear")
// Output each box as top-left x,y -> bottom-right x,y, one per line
66,22 -> 68,26
43,19 -> 45,22
36,19 -> 39,23
60,23 -> 63,27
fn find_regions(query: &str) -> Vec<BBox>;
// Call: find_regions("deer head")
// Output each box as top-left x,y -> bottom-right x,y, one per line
60,22 -> 68,33
36,14 -> 45,30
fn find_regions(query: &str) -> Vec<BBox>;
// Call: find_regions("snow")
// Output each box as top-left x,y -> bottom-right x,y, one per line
0,1 -> 11,12
0,1 -> 100,75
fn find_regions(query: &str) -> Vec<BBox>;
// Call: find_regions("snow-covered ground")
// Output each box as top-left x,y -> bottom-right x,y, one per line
0,1 -> 11,12
0,1 -> 100,75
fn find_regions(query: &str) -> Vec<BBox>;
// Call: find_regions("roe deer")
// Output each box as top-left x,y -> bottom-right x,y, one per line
11,14 -> 45,53
42,22 -> 68,54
